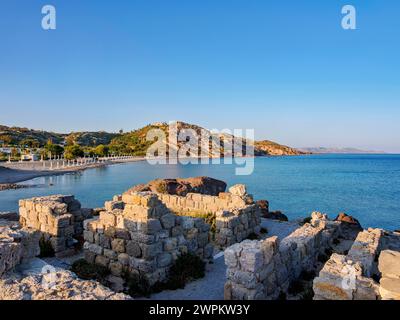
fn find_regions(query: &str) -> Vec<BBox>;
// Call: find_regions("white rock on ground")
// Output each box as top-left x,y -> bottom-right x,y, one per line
0,269 -> 132,300
0,257 -> 131,300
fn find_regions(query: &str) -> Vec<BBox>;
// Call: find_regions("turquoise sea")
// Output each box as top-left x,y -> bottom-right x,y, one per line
0,154 -> 399,231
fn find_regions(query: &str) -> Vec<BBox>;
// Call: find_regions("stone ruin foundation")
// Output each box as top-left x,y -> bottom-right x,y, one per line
83,191 -> 214,290
19,195 -> 93,257
0,225 -> 40,277
82,184 -> 261,290
224,211 -> 400,300
224,212 -> 340,300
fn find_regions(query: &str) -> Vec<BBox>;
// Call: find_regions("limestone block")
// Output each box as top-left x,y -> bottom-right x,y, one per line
105,201 -> 124,212
157,252 -> 172,268
140,242 -> 162,259
110,261 -> 123,276
379,277 -> 400,300
99,212 -> 116,227
137,219 -> 162,235
160,213 -> 176,229
111,239 -> 125,253
88,243 -> 103,255
130,232 -> 155,244
126,241 -> 141,257
118,253 -> 130,266
240,246 -> 264,273
104,248 -> 118,260
229,184 -> 247,197
226,269 -> 258,289
95,255 -> 110,268
163,238 -> 178,251
129,257 -> 157,273
378,250 -> 400,279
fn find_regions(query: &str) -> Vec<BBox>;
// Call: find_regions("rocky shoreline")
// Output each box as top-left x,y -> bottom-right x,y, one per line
0,183 -> 32,192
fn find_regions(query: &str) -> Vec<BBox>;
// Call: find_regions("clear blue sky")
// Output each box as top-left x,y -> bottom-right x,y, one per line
1,1 -> 399,152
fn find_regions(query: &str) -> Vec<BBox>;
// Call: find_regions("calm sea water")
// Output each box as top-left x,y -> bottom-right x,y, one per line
1,154 -> 399,230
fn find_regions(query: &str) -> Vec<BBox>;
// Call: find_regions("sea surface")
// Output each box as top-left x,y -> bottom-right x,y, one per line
0,154 -> 399,230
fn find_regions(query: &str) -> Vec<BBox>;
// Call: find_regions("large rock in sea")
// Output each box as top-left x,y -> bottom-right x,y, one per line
335,212 -> 362,230
256,200 -> 288,221
128,176 -> 227,196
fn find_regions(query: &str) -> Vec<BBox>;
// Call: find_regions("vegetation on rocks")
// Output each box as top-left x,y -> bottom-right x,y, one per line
38,236 -> 55,258
71,259 -> 110,282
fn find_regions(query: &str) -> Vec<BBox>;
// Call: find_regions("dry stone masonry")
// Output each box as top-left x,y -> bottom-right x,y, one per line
313,228 -> 383,300
83,191 -> 214,290
378,250 -> 400,299
224,212 -> 339,300
0,270 -> 132,300
0,225 -> 40,277
155,184 -> 261,248
19,195 -> 93,257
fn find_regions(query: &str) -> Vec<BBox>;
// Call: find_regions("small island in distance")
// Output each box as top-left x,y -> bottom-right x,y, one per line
298,147 -> 386,154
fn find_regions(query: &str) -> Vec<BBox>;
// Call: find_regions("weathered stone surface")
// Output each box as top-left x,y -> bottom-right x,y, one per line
228,184 -> 247,197
379,277 -> 400,300
378,250 -> 400,280
0,270 -> 131,300
19,195 -> 91,257
126,176 -> 227,196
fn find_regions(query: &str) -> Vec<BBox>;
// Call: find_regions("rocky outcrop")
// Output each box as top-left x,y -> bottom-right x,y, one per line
256,200 -> 288,221
254,140 -> 305,156
128,176 -> 227,196
0,184 -> 30,191
335,213 -> 362,229
0,270 -> 131,300
0,212 -> 18,221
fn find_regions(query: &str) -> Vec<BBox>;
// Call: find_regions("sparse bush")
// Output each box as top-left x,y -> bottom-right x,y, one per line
124,272 -> 152,298
185,212 -> 216,234
166,252 -> 206,290
39,236 -> 55,258
71,259 -> 109,282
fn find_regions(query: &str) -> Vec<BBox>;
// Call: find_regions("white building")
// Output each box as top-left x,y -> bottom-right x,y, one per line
21,154 -> 40,161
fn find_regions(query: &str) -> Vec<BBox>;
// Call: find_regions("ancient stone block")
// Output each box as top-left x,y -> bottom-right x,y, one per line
126,241 -> 141,257
111,239 -> 125,253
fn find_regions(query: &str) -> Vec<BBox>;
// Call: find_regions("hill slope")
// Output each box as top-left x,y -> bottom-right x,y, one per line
0,122 -> 304,156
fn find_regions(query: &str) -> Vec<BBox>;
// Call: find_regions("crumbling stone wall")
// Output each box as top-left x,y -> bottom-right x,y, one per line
83,191 -> 213,290
0,226 -> 40,277
224,212 -> 339,300
313,228 -> 383,300
153,184 -> 261,249
19,195 -> 92,257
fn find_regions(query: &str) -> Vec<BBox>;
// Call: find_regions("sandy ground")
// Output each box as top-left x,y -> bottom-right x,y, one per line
148,218 -> 301,300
